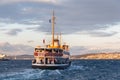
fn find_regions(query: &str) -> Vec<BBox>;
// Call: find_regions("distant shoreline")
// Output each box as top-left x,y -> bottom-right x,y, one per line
70,52 -> 120,60
2,52 -> 120,60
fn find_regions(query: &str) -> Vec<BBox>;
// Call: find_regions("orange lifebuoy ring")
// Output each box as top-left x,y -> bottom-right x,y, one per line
34,52 -> 38,56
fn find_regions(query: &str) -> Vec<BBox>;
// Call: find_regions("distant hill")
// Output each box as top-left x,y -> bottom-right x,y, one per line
70,52 -> 120,59
16,55 -> 34,60
6,52 -> 120,60
0,42 -> 34,55
7,55 -> 34,60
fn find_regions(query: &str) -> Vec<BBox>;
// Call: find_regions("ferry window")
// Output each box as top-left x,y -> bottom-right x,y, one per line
54,49 -> 58,53
46,49 -> 49,52
35,48 -> 38,51
39,50 -> 42,52
49,49 -> 52,52
59,49 -> 63,53
39,48 -> 44,52
44,49 -> 49,52
52,49 -> 56,53
36,50 -> 39,52
35,48 -> 39,52
38,48 -> 44,50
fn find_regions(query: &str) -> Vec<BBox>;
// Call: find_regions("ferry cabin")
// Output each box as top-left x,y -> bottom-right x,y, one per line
33,47 -> 70,65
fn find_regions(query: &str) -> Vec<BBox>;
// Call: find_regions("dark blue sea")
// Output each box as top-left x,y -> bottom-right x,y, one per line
0,60 -> 120,80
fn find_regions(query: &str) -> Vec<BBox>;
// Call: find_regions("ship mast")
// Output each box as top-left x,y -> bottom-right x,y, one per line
51,11 -> 55,47
60,33 -> 62,48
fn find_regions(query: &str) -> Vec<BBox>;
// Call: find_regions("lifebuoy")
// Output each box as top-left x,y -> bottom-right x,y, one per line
34,52 -> 38,56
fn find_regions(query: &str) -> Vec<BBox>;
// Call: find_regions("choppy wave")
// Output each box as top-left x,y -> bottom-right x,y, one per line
0,62 -> 84,80
1,60 -> 120,80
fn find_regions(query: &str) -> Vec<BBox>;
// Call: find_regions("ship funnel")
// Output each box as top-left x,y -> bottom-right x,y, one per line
53,39 -> 60,48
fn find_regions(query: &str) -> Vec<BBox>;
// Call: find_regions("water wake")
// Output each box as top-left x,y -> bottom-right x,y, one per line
0,69 -> 63,80
68,64 -> 85,71
55,70 -> 62,75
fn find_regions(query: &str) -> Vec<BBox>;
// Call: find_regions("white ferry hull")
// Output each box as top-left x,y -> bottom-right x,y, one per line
32,62 -> 71,69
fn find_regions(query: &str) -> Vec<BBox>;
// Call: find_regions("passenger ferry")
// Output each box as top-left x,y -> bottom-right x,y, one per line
32,11 -> 71,69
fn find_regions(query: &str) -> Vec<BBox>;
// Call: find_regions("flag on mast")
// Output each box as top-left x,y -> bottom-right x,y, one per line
43,39 -> 45,44
49,19 -> 51,23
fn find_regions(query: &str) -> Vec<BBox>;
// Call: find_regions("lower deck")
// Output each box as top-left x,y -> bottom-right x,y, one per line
32,62 -> 71,69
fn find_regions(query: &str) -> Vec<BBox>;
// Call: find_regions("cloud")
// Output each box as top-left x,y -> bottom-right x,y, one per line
76,23 -> 120,37
80,31 -> 118,37
0,22 -> 40,36
0,0 -> 120,35
0,0 -> 57,5
70,46 -> 89,55
70,46 -> 120,55
27,40 -> 34,43
0,42 -> 119,55
0,42 -> 34,55
1,0 -> 120,55
89,31 -> 117,37
6,29 -> 22,36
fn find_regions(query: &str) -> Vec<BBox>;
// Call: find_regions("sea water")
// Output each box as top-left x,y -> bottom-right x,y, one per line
0,60 -> 120,80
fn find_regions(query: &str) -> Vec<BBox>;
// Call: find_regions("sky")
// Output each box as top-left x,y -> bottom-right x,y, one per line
0,0 -> 120,55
